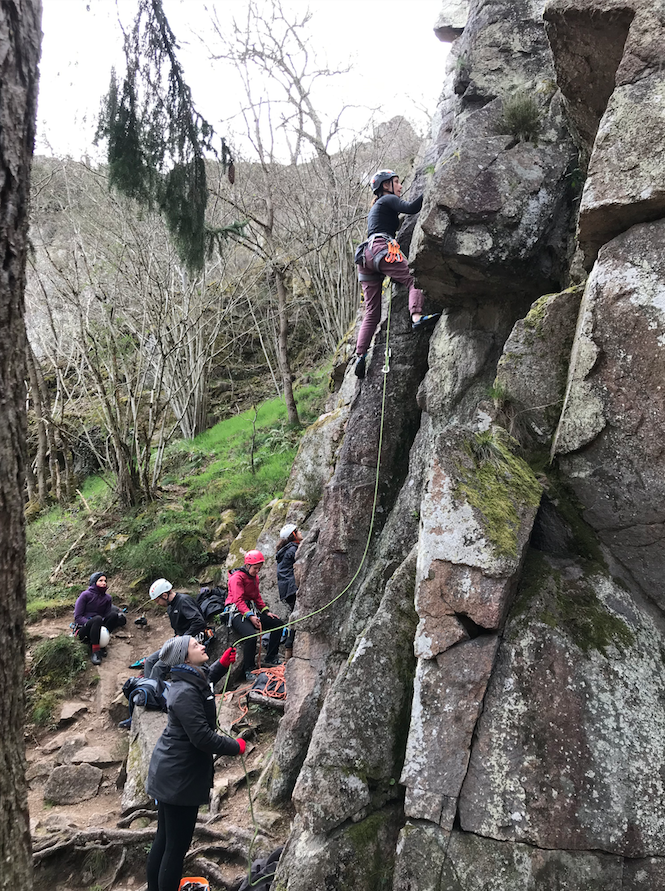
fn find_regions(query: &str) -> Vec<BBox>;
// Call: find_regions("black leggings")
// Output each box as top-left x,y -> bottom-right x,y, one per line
146,801 -> 199,891
78,609 -> 126,645
231,612 -> 282,670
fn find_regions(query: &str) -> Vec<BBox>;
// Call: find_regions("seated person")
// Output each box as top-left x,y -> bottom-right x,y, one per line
226,550 -> 282,680
73,572 -> 126,666
143,578 -> 207,681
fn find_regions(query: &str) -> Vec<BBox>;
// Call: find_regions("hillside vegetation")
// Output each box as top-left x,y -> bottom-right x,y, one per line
26,367 -> 329,619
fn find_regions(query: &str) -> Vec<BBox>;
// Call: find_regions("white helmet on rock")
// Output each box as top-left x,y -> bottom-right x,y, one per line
149,578 -> 173,600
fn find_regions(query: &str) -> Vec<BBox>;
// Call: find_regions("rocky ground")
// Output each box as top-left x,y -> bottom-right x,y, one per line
25,609 -> 291,891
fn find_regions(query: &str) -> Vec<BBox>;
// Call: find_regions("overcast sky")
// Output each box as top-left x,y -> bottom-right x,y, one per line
37,0 -> 450,160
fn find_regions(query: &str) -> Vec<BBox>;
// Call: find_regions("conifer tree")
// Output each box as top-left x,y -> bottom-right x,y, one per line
96,0 -> 231,271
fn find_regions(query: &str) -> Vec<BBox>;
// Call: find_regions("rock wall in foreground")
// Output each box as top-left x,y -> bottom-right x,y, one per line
269,1 -> 665,889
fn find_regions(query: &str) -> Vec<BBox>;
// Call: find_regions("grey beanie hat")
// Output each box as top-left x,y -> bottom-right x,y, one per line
89,571 -> 107,587
159,635 -> 192,667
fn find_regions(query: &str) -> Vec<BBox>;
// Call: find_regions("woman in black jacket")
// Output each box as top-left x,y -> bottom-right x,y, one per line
354,168 -> 439,379
275,523 -> 302,662
146,635 -> 244,891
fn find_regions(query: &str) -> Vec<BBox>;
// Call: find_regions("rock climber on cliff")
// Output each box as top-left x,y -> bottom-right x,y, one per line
353,169 -> 440,379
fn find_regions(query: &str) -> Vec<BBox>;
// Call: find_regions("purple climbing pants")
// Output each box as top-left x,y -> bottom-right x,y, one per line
356,239 -> 424,356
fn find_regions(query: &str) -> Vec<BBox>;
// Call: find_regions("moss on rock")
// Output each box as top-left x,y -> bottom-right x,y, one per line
455,430 -> 542,559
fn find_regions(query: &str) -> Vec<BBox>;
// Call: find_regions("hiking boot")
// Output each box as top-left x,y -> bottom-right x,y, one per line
99,648 -> 108,658
134,616 -> 148,627
354,354 -> 366,380
245,671 -> 256,682
91,651 -> 102,666
263,657 -> 281,667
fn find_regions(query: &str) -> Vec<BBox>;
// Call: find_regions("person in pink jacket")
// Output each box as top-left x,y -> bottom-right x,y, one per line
225,550 -> 282,679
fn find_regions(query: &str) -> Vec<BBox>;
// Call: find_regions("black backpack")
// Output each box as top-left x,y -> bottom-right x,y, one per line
122,676 -> 169,717
197,586 -> 227,622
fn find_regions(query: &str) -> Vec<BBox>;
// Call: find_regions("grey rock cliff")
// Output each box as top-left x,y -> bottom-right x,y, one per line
265,1 -> 665,888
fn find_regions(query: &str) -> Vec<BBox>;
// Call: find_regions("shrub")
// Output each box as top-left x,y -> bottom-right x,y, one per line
497,91 -> 541,143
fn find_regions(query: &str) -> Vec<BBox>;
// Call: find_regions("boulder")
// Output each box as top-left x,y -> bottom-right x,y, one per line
55,734 -> 88,764
57,701 -> 88,725
553,221 -> 665,607
43,764 -> 102,805
121,707 -> 167,813
70,746 -> 121,767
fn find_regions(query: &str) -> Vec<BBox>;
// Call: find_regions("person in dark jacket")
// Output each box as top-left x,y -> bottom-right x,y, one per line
143,578 -> 208,682
225,550 -> 283,679
146,634 -> 244,891
353,168 -> 440,379
73,572 -> 126,665
275,524 -> 302,662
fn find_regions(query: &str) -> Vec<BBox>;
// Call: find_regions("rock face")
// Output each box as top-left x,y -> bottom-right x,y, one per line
263,1 -> 665,889
553,221 -> 665,608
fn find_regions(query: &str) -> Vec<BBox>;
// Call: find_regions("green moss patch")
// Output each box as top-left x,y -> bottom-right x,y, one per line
456,431 -> 542,560
513,550 -> 635,656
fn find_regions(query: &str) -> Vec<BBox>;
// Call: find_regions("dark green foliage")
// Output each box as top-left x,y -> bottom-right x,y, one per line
95,0 -> 231,270
31,634 -> 88,690
28,634 -> 88,726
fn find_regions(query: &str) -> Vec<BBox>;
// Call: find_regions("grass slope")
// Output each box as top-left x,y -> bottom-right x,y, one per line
26,370 -> 329,619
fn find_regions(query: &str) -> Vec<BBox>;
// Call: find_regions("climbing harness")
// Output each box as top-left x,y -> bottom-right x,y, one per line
355,233 -> 404,280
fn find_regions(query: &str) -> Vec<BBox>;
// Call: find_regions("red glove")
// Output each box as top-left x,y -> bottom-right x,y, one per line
236,737 -> 246,755
219,647 -> 237,668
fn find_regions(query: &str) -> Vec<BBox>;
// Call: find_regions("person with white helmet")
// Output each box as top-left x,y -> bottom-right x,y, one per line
353,168 -> 440,379
225,550 -> 283,679
275,524 -> 303,662
142,578 -> 208,682
73,571 -> 127,665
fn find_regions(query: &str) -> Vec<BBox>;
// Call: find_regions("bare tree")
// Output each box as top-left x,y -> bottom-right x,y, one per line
0,2 -> 41,888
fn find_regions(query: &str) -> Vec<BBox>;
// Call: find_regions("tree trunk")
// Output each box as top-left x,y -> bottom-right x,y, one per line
274,268 -> 300,426
0,3 -> 41,890
26,342 -> 49,504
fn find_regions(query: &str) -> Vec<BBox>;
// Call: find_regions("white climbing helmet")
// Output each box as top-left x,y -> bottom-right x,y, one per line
279,523 -> 298,540
99,626 -> 110,648
149,578 -> 173,600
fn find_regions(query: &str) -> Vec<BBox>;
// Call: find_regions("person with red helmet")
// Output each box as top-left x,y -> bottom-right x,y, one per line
225,550 -> 283,679
353,169 -> 440,379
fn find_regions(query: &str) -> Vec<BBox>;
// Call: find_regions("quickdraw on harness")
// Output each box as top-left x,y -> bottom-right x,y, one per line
355,233 -> 404,281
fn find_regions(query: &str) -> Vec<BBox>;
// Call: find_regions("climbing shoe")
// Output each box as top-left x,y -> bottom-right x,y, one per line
134,616 -> 148,627
411,313 -> 441,331
263,657 -> 281,667
91,651 -> 102,666
354,354 -> 366,379
129,658 -> 145,669
118,718 -> 132,730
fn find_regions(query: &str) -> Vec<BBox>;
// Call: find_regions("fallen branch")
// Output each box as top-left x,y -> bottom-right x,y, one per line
49,529 -> 88,582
